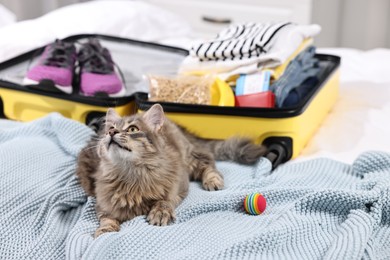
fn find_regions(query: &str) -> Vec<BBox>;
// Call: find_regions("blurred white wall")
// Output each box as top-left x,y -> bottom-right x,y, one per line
312,0 -> 390,50
0,3 -> 16,27
1,0 -> 389,50
0,0 -> 86,20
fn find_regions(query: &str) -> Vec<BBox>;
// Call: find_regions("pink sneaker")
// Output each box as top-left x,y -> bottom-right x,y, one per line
23,40 -> 76,94
78,38 -> 125,97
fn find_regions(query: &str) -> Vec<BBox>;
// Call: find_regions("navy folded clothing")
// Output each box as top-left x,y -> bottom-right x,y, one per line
270,46 -> 320,107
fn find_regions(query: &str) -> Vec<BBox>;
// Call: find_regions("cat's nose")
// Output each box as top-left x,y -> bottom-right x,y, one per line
108,129 -> 119,137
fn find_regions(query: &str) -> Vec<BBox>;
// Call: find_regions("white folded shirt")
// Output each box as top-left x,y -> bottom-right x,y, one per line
179,22 -> 321,78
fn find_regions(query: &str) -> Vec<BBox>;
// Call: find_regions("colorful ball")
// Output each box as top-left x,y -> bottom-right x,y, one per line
244,193 -> 267,215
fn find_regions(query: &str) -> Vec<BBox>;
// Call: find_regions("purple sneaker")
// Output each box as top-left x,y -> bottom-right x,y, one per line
78,38 -> 125,97
24,40 -> 76,94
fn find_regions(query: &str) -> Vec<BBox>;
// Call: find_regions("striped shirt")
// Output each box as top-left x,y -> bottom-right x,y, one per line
191,22 -> 292,61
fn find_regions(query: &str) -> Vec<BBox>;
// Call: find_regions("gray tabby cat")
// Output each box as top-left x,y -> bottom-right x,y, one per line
76,104 -> 267,237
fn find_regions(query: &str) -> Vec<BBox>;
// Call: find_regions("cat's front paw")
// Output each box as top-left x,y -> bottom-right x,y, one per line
147,201 -> 176,226
94,217 -> 120,238
203,171 -> 224,191
94,224 -> 120,238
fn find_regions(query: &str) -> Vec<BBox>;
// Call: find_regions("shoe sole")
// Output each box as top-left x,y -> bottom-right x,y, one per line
107,85 -> 126,97
23,78 -> 72,94
23,78 -> 126,97
80,84 -> 127,97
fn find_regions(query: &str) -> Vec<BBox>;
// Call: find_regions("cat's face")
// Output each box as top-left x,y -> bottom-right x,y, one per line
98,104 -> 165,164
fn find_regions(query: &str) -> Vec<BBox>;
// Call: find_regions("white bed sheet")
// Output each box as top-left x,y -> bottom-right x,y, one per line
296,48 -> 390,164
0,1 -> 389,165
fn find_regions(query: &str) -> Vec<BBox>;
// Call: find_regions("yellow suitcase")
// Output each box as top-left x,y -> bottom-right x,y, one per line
136,54 -> 340,167
0,34 -> 340,168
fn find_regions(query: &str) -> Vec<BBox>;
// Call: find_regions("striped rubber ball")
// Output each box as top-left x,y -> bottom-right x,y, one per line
244,193 -> 267,215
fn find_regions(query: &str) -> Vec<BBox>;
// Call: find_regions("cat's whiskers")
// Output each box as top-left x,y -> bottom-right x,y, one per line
89,136 -> 103,140
83,144 -> 102,151
96,142 -> 103,158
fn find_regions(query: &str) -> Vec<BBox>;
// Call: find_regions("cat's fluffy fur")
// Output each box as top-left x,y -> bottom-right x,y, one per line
76,104 -> 267,237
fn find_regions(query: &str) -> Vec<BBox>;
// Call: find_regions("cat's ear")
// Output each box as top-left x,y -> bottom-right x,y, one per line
105,108 -> 121,127
143,104 -> 165,132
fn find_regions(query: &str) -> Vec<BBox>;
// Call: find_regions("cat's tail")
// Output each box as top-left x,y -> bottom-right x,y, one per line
203,137 -> 268,165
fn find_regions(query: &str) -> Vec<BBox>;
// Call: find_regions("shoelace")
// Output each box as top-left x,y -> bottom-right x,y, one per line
43,40 -> 76,68
78,40 -> 114,74
78,38 -> 126,86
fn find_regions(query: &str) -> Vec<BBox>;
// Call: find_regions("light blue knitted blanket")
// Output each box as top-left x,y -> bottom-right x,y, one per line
1,113 -> 390,260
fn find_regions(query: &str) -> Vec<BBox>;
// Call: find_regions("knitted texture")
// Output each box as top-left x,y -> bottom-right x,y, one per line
0,114 -> 93,260
1,114 -> 390,260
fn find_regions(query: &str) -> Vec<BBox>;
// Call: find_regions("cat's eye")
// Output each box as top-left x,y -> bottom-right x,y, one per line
128,126 -> 139,133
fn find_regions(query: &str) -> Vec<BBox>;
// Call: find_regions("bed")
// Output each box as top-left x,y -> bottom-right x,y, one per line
1,1 -> 390,259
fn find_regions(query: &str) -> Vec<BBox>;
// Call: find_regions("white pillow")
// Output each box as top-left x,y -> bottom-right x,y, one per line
0,0 -> 191,62
40,0 -> 191,41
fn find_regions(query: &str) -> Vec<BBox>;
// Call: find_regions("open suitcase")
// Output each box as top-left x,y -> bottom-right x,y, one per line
0,34 -> 340,168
